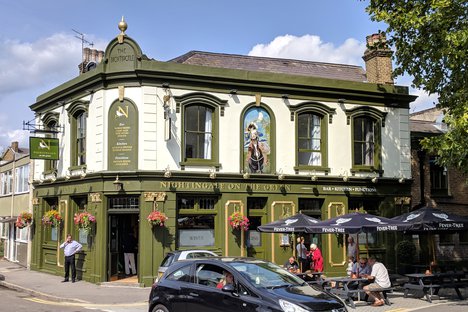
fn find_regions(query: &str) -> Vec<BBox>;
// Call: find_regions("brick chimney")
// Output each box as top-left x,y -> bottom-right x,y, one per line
11,141 -> 19,153
362,33 -> 394,85
78,47 -> 104,74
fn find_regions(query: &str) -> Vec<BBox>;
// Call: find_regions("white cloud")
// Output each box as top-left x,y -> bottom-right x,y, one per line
0,33 -> 82,94
248,34 -> 366,66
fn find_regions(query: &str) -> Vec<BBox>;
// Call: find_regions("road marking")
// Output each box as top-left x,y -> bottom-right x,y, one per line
26,297 -> 146,307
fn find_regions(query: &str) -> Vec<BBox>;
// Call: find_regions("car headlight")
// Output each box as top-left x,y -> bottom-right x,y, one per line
279,299 -> 309,312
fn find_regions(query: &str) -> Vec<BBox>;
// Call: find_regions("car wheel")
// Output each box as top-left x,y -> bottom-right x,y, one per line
152,304 -> 169,312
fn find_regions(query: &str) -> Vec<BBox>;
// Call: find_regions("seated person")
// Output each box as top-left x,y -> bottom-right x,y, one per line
284,256 -> 301,274
217,271 -> 234,289
363,256 -> 391,307
352,257 -> 372,278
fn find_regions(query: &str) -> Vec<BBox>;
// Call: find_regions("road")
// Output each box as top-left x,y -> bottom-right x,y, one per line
0,286 -> 147,312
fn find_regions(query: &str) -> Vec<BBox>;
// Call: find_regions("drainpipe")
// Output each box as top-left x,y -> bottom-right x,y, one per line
417,150 -> 426,206
9,147 -> 18,218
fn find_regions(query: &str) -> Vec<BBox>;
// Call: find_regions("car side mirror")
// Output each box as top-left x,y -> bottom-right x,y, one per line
222,284 -> 236,293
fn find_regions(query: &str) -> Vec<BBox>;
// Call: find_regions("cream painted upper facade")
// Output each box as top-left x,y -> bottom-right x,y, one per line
33,85 -> 411,182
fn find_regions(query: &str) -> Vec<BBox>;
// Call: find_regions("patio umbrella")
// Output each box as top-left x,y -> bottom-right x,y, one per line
257,212 -> 319,269
257,212 -> 320,233
304,212 -> 410,269
304,212 -> 410,235
391,206 -> 468,232
392,206 -> 468,264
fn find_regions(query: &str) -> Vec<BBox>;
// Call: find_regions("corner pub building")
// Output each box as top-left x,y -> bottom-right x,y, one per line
29,20 -> 416,286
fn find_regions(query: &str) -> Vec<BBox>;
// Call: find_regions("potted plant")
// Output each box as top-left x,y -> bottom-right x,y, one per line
228,211 -> 249,231
41,209 -> 62,227
396,239 -> 417,274
147,210 -> 168,227
73,211 -> 96,232
15,211 -> 33,229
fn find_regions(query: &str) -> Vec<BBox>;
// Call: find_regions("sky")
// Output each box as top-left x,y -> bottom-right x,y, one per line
0,0 -> 438,151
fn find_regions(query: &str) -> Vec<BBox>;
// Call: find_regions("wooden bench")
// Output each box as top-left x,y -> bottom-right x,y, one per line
403,282 -> 441,303
363,287 -> 394,305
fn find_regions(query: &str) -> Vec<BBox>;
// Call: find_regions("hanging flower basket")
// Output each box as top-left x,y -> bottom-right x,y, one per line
147,210 -> 168,227
42,210 -> 62,227
16,211 -> 33,229
228,211 -> 249,231
74,211 -> 96,232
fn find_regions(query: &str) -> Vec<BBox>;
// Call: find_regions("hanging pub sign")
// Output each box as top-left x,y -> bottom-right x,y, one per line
29,137 -> 59,160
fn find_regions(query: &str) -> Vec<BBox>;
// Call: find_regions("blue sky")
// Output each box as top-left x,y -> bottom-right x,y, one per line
0,0 -> 437,151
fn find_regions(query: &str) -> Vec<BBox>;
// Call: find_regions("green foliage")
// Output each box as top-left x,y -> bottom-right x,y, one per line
396,240 -> 417,264
365,0 -> 468,172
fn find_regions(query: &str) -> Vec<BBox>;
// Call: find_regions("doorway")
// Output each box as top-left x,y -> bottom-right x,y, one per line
107,196 -> 140,281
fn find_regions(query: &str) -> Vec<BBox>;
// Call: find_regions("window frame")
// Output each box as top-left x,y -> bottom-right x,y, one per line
15,164 -> 29,194
42,113 -> 60,174
291,103 -> 334,173
345,106 -> 386,173
66,101 -> 89,170
429,156 -> 449,196
175,93 -> 226,169
1,170 -> 13,196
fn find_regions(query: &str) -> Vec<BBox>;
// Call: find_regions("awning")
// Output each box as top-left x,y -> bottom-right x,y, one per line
0,216 -> 17,223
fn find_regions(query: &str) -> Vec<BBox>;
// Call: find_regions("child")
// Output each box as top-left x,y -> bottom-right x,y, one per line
346,256 -> 355,276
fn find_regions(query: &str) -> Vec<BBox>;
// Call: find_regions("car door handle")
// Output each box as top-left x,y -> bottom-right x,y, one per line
189,292 -> 199,297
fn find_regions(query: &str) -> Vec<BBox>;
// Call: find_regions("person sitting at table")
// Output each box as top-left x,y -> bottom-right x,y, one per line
352,257 -> 372,278
284,256 -> 301,274
363,256 -> 391,307
308,243 -> 324,272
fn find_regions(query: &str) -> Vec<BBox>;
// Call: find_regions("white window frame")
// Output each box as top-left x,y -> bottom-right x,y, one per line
15,165 -> 29,194
1,170 -> 13,195
1,223 -> 9,238
15,226 -> 29,242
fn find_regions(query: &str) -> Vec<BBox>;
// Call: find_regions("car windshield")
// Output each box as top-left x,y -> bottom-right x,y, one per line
230,261 -> 306,289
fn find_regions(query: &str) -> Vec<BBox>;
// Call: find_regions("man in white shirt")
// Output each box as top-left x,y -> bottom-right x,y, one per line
363,256 -> 391,307
60,234 -> 82,283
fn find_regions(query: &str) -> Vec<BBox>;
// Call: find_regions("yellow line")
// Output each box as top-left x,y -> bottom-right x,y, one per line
26,298 -> 147,307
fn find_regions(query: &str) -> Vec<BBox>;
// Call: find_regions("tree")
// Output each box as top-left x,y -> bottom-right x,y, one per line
365,0 -> 468,172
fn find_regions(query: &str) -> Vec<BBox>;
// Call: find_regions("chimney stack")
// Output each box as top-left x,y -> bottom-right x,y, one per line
11,141 -> 19,153
78,47 -> 104,74
362,33 -> 394,85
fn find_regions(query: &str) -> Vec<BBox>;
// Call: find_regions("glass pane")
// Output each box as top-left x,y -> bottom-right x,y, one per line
354,143 -> 363,165
185,106 -> 198,131
298,152 -> 311,165
354,118 -> 363,141
298,138 -> 309,149
298,115 -> 309,137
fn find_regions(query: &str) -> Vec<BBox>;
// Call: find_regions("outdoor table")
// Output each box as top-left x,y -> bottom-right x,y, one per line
322,276 -> 368,308
296,271 -> 324,285
404,272 -> 465,302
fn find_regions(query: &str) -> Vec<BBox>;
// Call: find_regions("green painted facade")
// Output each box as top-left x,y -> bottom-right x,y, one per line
30,172 -> 410,286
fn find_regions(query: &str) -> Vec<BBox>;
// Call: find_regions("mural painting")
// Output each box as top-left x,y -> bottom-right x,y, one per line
243,107 -> 271,174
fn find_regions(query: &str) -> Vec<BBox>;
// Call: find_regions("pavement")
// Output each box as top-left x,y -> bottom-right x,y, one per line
1,258 -> 468,311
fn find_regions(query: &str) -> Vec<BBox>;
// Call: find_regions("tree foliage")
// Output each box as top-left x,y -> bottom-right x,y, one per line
365,0 -> 468,172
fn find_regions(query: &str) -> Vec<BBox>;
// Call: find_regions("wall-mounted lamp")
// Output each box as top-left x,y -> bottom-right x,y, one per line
80,169 -> 87,179
281,94 -> 289,100
243,171 -> 250,179
50,173 -> 57,182
113,175 -> 123,191
311,175 -> 318,182
209,169 -> 216,180
342,175 -> 349,182
398,177 -> 405,184
164,166 -> 172,178
229,89 -> 237,95
162,82 -> 170,88
338,98 -> 346,104
371,177 -> 378,184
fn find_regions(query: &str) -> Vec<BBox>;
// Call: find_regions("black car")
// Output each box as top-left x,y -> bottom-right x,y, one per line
149,257 -> 347,312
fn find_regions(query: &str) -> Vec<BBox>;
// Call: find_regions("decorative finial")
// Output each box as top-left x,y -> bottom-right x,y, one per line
118,16 -> 127,43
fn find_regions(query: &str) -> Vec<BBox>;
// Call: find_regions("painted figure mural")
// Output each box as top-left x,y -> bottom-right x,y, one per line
243,107 -> 271,174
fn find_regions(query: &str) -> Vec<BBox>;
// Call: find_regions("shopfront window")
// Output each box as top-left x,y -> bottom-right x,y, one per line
177,195 -> 218,248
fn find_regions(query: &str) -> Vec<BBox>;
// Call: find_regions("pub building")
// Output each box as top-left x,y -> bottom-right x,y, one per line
29,20 -> 415,286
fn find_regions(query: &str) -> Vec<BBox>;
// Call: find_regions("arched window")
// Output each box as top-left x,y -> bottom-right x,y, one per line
345,106 -> 386,172
185,105 -> 213,160
42,113 -> 59,173
67,101 -> 88,168
298,112 -> 323,167
242,106 -> 273,174
175,93 -> 225,168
